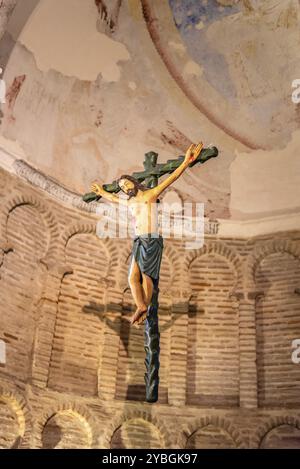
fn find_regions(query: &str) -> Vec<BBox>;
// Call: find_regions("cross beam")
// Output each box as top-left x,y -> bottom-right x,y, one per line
82,146 -> 218,202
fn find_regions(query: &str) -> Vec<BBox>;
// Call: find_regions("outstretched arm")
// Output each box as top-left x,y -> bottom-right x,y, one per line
90,182 -> 128,205
151,142 -> 203,197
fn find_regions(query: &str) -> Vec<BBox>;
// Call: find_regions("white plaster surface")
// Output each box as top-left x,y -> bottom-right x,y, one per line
18,0 -> 130,82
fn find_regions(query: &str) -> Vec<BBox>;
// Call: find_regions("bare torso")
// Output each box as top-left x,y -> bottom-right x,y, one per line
128,193 -> 159,235
91,142 -> 203,238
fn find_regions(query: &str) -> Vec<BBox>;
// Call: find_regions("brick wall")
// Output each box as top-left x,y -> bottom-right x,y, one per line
1,167 -> 300,449
255,252 -> 300,407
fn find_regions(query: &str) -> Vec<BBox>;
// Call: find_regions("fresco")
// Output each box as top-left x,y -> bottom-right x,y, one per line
1,0 -> 300,221
167,0 -> 300,147
169,0 -> 241,100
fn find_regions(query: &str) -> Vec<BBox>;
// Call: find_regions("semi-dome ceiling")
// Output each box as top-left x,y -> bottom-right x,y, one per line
0,0 -> 299,223
143,0 -> 300,149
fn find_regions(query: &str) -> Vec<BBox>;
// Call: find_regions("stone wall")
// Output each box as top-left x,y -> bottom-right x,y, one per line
0,166 -> 300,449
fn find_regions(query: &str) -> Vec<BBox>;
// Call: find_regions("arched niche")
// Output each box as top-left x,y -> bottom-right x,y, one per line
110,418 -> 163,449
187,251 -> 239,407
255,251 -> 300,407
42,410 -> 91,449
48,233 -> 110,396
185,424 -> 237,449
260,424 -> 300,449
0,203 -> 49,382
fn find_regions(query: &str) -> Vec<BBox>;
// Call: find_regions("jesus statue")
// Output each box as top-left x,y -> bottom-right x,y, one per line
91,142 -> 203,326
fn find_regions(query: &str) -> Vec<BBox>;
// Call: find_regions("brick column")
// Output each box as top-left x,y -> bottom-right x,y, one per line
31,262 -> 73,387
97,288 -> 122,400
238,291 -> 262,408
168,298 -> 189,406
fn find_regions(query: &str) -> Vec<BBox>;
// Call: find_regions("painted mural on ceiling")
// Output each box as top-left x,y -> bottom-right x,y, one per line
168,0 -> 241,99
0,0 -> 300,221
160,0 -> 300,149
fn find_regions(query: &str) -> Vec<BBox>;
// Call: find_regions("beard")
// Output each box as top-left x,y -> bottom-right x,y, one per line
127,187 -> 138,198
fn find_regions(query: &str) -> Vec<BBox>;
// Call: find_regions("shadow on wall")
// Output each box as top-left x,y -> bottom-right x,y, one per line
42,422 -> 63,449
84,299 -> 174,404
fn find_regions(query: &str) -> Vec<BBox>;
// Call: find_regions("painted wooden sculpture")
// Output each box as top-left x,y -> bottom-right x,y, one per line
83,143 -> 218,402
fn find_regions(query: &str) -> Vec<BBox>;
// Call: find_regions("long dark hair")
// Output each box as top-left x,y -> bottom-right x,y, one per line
117,174 -> 160,202
117,174 -> 147,193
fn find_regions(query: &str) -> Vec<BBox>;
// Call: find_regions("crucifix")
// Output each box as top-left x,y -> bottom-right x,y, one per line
83,143 -> 218,402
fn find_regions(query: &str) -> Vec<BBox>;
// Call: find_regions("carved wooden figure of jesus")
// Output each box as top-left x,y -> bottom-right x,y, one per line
91,142 -> 203,326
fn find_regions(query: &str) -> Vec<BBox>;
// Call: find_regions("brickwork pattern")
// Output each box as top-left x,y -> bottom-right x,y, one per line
0,168 -> 300,448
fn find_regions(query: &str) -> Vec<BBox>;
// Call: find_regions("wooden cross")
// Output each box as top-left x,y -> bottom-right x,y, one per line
82,146 -> 218,203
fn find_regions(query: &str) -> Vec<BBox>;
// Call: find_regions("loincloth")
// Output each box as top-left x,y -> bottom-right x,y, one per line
130,233 -> 164,281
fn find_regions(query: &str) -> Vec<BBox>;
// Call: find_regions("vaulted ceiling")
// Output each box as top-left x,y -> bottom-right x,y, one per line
0,0 -> 299,221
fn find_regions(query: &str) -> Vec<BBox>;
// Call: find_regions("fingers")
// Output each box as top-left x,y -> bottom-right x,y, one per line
187,142 -> 202,156
193,142 -> 203,157
187,143 -> 195,154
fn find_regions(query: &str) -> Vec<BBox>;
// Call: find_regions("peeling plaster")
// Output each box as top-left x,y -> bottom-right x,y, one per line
1,0 -> 298,222
0,0 -> 18,41
168,40 -> 186,55
195,21 -> 205,30
128,81 -> 137,91
183,60 -> 203,78
18,0 -> 130,82
5,74 -> 26,121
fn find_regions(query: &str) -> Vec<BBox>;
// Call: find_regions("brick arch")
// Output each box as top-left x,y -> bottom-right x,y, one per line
34,402 -> 96,449
61,223 -> 119,286
0,193 -> 59,267
253,415 -> 300,449
0,385 -> 31,448
253,241 -> 300,407
0,195 -> 59,383
177,415 -> 245,449
99,409 -> 173,449
246,239 -> 300,288
61,223 -> 96,248
185,243 -> 240,407
48,226 -> 115,395
184,241 -> 243,296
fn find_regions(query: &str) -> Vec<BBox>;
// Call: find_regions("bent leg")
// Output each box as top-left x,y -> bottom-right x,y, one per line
136,273 -> 154,325
142,273 -> 154,305
128,257 -> 147,325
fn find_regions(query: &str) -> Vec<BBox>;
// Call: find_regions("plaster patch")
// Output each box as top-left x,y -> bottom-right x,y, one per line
195,21 -> 205,30
230,129 -> 300,215
183,60 -> 203,77
168,40 -> 186,55
18,0 -> 130,82
128,81 -> 137,91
